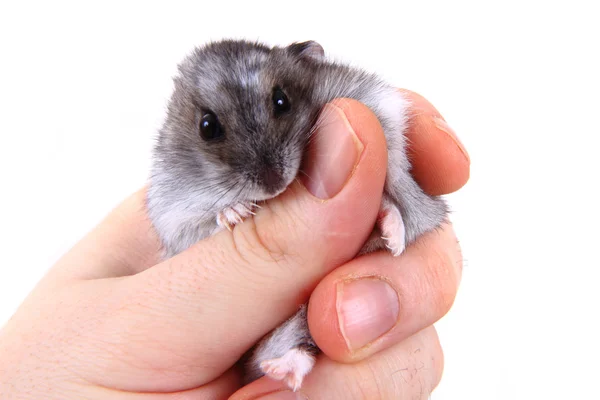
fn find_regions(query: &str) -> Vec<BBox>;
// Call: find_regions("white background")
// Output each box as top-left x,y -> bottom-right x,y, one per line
1,1 -> 599,399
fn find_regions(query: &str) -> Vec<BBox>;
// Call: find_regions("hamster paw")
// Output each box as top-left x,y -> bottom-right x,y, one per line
216,202 -> 257,231
378,198 -> 406,257
259,348 -> 316,392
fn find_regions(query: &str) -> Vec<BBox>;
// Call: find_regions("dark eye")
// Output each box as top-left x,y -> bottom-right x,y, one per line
199,112 -> 223,141
272,87 -> 291,115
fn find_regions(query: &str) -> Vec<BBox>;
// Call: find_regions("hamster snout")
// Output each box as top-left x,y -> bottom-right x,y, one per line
258,167 -> 284,194
244,143 -> 303,199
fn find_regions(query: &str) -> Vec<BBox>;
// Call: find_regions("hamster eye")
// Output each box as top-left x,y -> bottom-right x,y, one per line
199,112 -> 223,141
272,88 -> 291,115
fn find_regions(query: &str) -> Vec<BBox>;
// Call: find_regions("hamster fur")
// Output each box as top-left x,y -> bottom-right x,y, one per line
147,40 -> 448,391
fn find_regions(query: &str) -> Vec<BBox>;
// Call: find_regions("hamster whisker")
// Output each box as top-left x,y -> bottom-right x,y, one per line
297,169 -> 315,183
195,181 -> 239,222
200,178 -> 238,191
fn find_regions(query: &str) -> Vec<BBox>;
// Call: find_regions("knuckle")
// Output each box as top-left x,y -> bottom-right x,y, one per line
391,328 -> 444,400
228,210 -> 305,280
421,326 -> 445,393
431,340 -> 445,392
232,217 -> 287,266
425,247 -> 459,317
232,202 -> 307,268
313,327 -> 443,399
353,343 -> 440,399
413,227 -> 462,318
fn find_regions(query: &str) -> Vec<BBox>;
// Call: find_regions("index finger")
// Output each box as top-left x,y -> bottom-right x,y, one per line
400,89 -> 471,196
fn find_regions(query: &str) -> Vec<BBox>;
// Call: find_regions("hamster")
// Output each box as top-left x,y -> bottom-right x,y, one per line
147,40 -> 448,391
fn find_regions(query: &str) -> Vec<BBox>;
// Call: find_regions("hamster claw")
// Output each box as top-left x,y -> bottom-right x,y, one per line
378,198 -> 406,257
260,348 -> 316,392
216,202 -> 257,231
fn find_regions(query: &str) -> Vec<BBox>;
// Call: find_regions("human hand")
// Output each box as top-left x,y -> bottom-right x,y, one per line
233,92 -> 469,399
0,91 -> 469,399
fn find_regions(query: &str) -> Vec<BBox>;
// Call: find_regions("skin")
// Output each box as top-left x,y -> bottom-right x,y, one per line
0,90 -> 469,400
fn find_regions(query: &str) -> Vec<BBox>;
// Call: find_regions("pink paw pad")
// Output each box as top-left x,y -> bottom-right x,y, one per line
216,202 -> 257,231
260,348 -> 316,392
378,200 -> 406,256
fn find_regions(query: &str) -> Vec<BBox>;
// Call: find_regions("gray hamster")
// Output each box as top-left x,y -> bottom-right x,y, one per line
147,40 -> 448,391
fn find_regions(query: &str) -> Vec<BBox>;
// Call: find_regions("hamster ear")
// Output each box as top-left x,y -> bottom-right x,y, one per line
286,41 -> 325,60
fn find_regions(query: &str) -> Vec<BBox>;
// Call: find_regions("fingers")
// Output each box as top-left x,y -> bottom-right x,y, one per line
84,99 -> 390,388
307,223 -> 462,363
400,89 -> 470,196
231,326 -> 443,400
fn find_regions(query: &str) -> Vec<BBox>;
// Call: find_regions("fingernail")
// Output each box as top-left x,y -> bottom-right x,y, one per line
337,278 -> 399,351
258,390 -> 308,399
300,103 -> 364,199
432,116 -> 470,162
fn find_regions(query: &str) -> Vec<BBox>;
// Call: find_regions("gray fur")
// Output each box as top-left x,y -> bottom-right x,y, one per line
243,304 -> 316,384
146,39 -> 448,386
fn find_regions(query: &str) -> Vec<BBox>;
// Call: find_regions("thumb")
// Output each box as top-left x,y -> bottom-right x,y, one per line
95,99 -> 389,391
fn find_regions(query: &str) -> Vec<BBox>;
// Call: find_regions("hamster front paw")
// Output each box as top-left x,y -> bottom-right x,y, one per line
216,202 -> 258,231
378,197 -> 406,256
260,348 -> 316,392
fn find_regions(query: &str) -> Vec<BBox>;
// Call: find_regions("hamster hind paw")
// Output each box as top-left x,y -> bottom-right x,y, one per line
216,202 -> 257,231
378,199 -> 406,257
260,348 -> 316,392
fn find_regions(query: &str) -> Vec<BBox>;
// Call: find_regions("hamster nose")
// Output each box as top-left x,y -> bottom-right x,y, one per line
261,168 -> 284,194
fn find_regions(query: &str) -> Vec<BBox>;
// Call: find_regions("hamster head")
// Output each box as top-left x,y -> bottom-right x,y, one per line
156,40 -> 326,205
